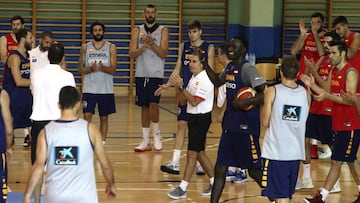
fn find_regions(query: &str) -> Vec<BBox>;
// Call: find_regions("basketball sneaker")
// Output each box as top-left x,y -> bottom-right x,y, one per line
168,187 -> 186,200
23,134 -> 30,147
329,179 -> 341,193
303,193 -> 324,203
153,132 -> 162,151
201,184 -> 213,196
160,161 -> 180,175
232,170 -> 248,183
134,141 -> 151,152
226,170 -> 236,181
196,164 -> 205,175
295,177 -> 314,190
319,147 -> 332,159
311,144 -> 319,159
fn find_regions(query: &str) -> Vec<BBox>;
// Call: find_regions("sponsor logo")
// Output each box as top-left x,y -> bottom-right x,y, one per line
54,146 -> 78,165
282,105 -> 301,121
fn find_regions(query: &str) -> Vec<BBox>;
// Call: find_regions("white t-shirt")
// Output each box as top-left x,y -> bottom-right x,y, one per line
30,64 -> 76,121
186,70 -> 214,114
29,46 -> 49,75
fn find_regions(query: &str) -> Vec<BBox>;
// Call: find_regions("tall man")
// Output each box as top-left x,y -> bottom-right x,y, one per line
30,43 -> 76,203
23,86 -> 116,203
210,37 -> 266,203
78,21 -> 116,144
156,20 -> 214,174
129,4 -> 169,152
2,28 -> 33,149
303,41 -> 360,203
0,15 -> 29,145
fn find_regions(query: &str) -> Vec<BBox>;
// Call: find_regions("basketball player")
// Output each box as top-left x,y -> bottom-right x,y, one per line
129,4 -> 169,152
261,56 -> 310,203
78,21 -> 117,144
210,36 -> 266,203
22,86 -> 116,203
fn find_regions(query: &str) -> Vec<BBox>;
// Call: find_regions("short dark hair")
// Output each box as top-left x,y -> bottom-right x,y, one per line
217,43 -> 229,56
59,86 -> 80,110
40,30 -> 53,39
281,56 -> 299,80
11,15 -> 24,24
188,20 -> 201,30
332,16 -> 348,28
48,43 -> 64,64
324,31 -> 341,41
328,40 -> 348,56
311,12 -> 324,22
144,4 -> 156,12
15,28 -> 31,44
90,21 -> 105,34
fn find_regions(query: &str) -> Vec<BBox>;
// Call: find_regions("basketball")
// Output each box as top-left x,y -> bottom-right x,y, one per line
236,87 -> 257,111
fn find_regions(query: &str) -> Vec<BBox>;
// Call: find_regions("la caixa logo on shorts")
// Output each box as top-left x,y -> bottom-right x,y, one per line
282,105 -> 301,121
54,146 -> 78,165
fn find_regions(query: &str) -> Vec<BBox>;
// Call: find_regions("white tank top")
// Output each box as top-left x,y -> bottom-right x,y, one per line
135,24 -> 165,78
262,83 -> 309,161
83,41 -> 114,94
45,119 -> 98,203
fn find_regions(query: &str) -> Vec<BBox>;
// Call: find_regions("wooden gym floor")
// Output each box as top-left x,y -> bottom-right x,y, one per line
8,96 -> 360,202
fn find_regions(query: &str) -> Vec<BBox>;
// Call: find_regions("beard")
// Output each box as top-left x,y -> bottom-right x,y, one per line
25,41 -> 32,51
40,43 -> 49,52
146,16 -> 155,24
93,34 -> 104,42
13,28 -> 19,34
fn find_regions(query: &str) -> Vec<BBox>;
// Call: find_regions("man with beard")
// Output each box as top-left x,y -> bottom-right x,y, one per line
129,4 -> 169,152
302,41 -> 360,203
78,21 -> 117,144
0,15 -> 25,65
210,36 -> 266,203
2,28 -> 33,140
291,13 -> 326,182
0,15 -> 29,145
156,20 -> 214,175
332,16 -> 360,70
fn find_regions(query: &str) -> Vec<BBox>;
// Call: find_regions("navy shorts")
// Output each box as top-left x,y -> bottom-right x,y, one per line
135,77 -> 162,106
177,103 -> 188,121
216,131 -> 261,169
0,152 -> 8,203
331,130 -> 360,162
82,93 -> 116,116
10,104 -> 32,129
305,113 -> 333,144
261,159 -> 300,200
187,112 -> 211,152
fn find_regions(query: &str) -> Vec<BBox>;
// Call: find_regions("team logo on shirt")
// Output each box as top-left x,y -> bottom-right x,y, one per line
54,146 -> 78,165
282,105 -> 301,121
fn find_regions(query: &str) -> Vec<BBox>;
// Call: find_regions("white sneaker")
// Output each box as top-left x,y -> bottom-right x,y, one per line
295,177 -> 314,190
319,147 -> 332,159
330,179 -> 341,193
196,164 -> 205,175
153,132 -> 162,151
134,140 -> 151,152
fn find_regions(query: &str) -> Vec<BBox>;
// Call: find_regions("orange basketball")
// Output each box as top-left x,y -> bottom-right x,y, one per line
236,87 -> 257,111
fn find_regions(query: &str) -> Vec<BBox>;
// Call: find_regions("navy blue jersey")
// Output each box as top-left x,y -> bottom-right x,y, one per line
3,50 -> 31,106
223,61 -> 261,134
181,41 -> 211,87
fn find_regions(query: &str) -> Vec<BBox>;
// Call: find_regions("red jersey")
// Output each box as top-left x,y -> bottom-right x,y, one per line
297,33 -> 324,80
345,32 -> 360,70
331,63 -> 360,131
310,56 -> 332,115
5,34 -> 17,55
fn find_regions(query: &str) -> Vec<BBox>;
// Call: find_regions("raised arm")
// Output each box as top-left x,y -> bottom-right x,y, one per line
291,20 -> 308,55
129,27 -> 147,59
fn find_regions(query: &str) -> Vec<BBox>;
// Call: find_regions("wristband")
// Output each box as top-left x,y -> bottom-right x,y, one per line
178,86 -> 184,92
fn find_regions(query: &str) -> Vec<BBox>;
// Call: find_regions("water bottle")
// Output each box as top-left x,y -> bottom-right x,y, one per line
252,52 -> 256,65
245,53 -> 249,62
